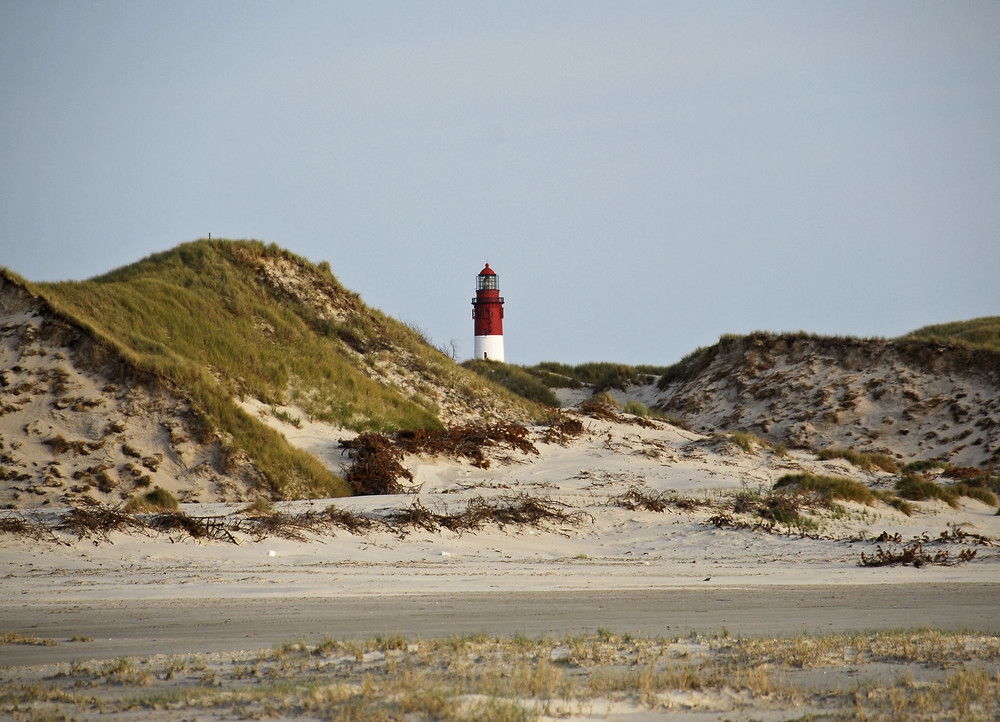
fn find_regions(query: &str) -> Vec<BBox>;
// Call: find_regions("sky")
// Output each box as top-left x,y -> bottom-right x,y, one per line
2,1 -> 998,366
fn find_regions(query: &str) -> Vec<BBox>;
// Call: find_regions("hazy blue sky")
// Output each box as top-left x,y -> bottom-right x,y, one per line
2,2 -> 998,365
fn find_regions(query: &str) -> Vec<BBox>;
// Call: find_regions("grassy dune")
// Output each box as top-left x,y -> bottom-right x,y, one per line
15,239 -> 537,499
901,316 -> 1000,352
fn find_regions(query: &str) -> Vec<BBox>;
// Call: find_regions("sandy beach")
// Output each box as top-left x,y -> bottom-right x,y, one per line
2,411 -> 999,719
4,412 -> 998,646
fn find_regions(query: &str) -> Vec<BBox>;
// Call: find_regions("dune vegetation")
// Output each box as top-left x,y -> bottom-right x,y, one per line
4,629 -> 997,721
12,240 -> 540,499
901,316 -> 1000,352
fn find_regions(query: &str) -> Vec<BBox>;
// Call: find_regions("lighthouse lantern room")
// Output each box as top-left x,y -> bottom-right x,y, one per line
472,263 -> 505,362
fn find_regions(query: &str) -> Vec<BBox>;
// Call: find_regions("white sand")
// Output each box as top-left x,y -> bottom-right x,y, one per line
3,410 -> 997,608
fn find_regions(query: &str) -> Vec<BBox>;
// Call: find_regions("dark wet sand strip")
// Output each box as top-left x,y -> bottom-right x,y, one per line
3,583 -> 997,667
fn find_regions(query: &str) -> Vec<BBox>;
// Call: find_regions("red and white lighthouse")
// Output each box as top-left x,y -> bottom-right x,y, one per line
472,263 -> 505,362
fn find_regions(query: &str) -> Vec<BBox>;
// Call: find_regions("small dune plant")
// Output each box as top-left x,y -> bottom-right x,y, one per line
239,497 -> 276,516
623,399 -> 671,420
729,431 -> 770,454
462,359 -> 561,407
872,490 -> 914,516
902,459 -> 950,474
817,447 -> 899,474
895,473 -> 999,510
895,474 -> 960,509
774,473 -> 876,506
714,484 -> 817,531
951,482 -> 999,507
124,486 -> 180,512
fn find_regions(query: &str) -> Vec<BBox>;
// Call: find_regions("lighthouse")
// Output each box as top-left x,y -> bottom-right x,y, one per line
472,263 -> 505,362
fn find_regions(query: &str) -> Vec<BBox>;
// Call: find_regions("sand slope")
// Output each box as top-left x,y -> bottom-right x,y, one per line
649,333 -> 1000,467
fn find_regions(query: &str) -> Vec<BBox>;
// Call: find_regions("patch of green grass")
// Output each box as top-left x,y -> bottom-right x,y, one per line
520,361 -> 673,390
239,497 -> 275,516
873,490 -> 914,516
894,474 -> 998,509
896,474 -> 959,509
462,360 -> 560,407
124,486 -> 180,512
521,362 -> 584,389
902,459 -> 950,474
950,482 -> 999,507
774,473 -> 877,506
817,447 -> 900,474
270,407 -> 302,428
729,431 -> 770,454
894,464 -> 999,508
621,399 -> 672,421
944,467 -> 1000,495
900,316 -> 1000,352
590,364 -> 642,393
656,345 -> 719,388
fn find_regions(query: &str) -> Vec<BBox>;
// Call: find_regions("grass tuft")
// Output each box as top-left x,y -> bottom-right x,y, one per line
817,447 -> 900,473
124,486 -> 180,512
462,360 -> 560,407
729,430 -> 770,454
896,475 -> 960,509
774,473 -> 876,506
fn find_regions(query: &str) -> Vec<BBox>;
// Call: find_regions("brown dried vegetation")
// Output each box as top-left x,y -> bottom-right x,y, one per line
1,489 -> 593,545
339,432 -> 413,496
394,423 -> 538,467
341,422 -> 542,497
540,413 -> 586,445
608,485 -> 706,513
860,543 -> 978,568
387,493 -> 592,534
56,506 -> 145,542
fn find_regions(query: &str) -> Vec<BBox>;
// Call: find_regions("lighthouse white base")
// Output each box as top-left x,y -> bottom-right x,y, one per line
474,335 -> 505,363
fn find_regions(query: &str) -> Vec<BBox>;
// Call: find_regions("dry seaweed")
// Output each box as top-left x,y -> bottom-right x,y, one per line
394,423 -> 538,469
340,423 -> 541,497
320,505 -> 380,535
859,543 -> 977,567
385,493 -> 592,534
385,499 -> 446,532
146,512 -> 238,543
4,488 -> 596,545
467,492 -> 592,530
57,505 -> 145,541
541,414 -> 586,445
578,396 -> 621,422
0,513 -> 55,541
340,432 -> 413,495
235,511 -> 318,542
607,485 -> 705,513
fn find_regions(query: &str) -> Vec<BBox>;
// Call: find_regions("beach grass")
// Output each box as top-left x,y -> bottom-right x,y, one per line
123,485 -> 180,512
817,446 -> 900,473
896,474 -> 961,509
774,472 -> 877,506
3,629 -> 997,721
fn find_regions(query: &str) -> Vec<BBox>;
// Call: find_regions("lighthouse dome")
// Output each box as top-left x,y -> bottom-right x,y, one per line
479,263 -> 495,276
